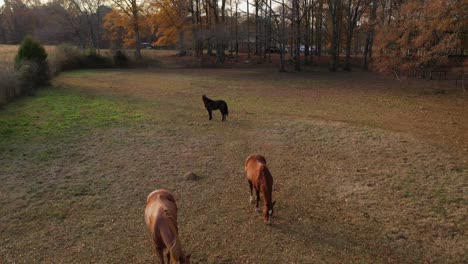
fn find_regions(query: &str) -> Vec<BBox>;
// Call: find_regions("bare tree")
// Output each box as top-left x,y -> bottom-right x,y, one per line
343,0 -> 367,71
328,0 -> 342,71
65,0 -> 105,53
363,0 -> 377,70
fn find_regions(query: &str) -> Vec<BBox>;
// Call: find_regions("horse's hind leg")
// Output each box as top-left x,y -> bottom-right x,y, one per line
248,181 -> 254,204
165,250 -> 170,264
155,247 -> 165,264
208,110 -> 212,120
255,189 -> 261,211
221,109 -> 226,121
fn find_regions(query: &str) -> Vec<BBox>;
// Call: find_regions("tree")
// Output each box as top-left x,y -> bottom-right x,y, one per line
343,0 -> 367,71
148,0 -> 190,54
374,0 -> 465,76
15,36 -> 49,86
111,0 -> 143,60
328,0 -> 342,71
362,0 -> 377,70
292,0 -> 300,71
2,0 -> 36,43
64,0 -> 106,53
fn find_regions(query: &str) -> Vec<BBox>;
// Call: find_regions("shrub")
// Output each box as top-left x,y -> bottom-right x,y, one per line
50,44 -> 112,73
50,44 -> 83,74
15,36 -> 49,86
0,68 -> 20,106
113,50 -> 128,68
84,52 -> 111,68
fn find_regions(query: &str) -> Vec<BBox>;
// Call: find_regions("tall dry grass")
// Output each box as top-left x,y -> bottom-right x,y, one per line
0,46 -> 19,105
0,66 -> 19,106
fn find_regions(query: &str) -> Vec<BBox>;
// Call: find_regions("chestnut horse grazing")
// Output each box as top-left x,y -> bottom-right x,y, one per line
145,189 -> 191,264
245,154 -> 276,224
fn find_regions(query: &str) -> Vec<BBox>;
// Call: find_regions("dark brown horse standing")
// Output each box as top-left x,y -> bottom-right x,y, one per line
145,189 -> 191,264
202,95 -> 229,121
244,154 -> 276,224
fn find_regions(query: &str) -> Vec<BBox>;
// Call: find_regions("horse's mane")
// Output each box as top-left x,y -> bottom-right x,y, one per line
202,95 -> 210,102
159,202 -> 185,258
160,203 -> 178,233
258,165 -> 273,208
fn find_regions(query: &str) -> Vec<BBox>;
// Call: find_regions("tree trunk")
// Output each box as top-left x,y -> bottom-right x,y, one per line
328,0 -> 341,71
304,0 -> 310,65
344,33 -> 352,70
131,0 -> 141,60
344,0 -> 364,71
235,2 -> 239,62
316,0 -> 323,56
363,0 -> 377,70
255,0 -> 259,55
294,0 -> 301,71
219,0 -> 227,63
279,0 -> 286,72
247,0 -> 251,59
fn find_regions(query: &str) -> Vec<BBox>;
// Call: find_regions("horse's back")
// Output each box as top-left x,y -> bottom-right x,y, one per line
245,155 -> 268,182
145,189 -> 178,245
146,189 -> 176,205
245,154 -> 267,168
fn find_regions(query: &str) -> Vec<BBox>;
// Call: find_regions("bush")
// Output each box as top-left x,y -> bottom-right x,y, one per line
113,50 -> 128,68
15,36 -> 49,86
84,52 -> 111,68
50,44 -> 112,73
50,44 -> 83,74
0,68 -> 20,106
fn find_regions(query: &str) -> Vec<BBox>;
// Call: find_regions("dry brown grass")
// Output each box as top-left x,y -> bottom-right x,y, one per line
0,68 -> 466,263
0,45 -> 56,68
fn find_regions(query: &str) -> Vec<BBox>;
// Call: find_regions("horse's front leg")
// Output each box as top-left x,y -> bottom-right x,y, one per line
255,189 -> 260,212
248,181 -> 254,204
208,110 -> 212,120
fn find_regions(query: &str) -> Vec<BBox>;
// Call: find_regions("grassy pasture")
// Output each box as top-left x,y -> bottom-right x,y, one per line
0,68 -> 467,263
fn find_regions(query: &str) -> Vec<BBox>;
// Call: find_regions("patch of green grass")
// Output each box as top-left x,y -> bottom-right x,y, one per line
451,165 -> 465,173
62,184 -> 93,197
0,87 -> 146,146
47,204 -> 69,221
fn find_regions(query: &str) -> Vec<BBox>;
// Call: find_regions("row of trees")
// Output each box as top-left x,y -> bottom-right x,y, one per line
1,0 -> 465,73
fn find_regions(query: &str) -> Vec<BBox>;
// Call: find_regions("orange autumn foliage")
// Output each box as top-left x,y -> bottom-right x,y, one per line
147,0 -> 189,46
374,0 -> 466,74
103,10 -> 157,48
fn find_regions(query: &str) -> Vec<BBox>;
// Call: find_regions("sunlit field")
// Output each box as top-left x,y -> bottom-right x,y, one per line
1,67 -> 466,263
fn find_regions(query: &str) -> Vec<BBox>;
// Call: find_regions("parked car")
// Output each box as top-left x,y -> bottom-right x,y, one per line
269,46 -> 280,53
140,42 -> 155,49
299,45 -> 318,54
268,46 -> 288,53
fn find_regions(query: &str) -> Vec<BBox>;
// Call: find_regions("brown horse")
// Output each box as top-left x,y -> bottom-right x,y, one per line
244,154 -> 276,224
145,189 -> 191,264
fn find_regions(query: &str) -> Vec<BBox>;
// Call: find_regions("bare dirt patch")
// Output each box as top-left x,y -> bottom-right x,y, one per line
1,68 -> 466,263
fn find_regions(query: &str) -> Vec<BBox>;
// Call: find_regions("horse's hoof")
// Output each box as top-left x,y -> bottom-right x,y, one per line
249,196 -> 255,204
